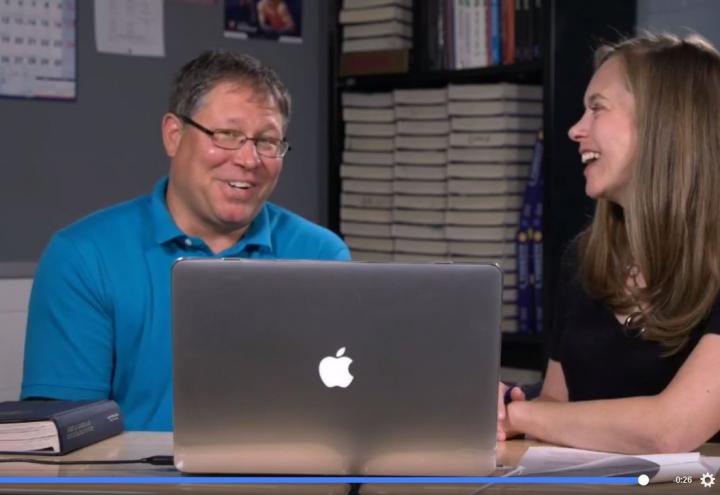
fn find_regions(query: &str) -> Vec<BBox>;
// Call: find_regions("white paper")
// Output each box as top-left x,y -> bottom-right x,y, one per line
517,446 -> 720,484
0,420 -> 60,453
94,0 -> 164,57
0,0 -> 76,99
704,456 -> 720,474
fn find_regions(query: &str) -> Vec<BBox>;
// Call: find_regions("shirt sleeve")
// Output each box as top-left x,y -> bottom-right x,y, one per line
21,233 -> 114,400
315,231 -> 351,261
331,244 -> 351,261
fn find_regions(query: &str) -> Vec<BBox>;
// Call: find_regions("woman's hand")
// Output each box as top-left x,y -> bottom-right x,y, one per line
497,382 -> 526,441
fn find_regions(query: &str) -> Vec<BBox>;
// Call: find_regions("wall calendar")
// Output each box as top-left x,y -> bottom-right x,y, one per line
0,0 -> 76,99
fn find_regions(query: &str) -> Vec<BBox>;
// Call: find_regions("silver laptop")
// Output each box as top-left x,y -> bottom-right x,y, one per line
172,259 -> 502,476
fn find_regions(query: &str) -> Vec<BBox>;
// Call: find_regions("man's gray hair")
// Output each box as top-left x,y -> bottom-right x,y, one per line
168,50 -> 291,130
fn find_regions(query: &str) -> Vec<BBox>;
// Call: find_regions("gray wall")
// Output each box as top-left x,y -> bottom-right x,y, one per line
637,0 -> 720,46
0,0 -> 330,277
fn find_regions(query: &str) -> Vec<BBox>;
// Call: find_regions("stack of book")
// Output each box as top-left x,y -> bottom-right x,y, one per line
339,0 -> 413,54
445,82 -> 542,332
340,91 -> 396,261
338,84 -> 544,334
392,87 -> 450,261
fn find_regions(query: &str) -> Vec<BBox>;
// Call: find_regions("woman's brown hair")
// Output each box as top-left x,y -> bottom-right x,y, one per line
578,33 -> 720,354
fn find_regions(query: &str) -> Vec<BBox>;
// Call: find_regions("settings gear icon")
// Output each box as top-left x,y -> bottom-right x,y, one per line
700,472 -> 716,488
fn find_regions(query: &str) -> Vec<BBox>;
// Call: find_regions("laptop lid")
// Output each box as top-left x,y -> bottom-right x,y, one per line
172,259 -> 502,475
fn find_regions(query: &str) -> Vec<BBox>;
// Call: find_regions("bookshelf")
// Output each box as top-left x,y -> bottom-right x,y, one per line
327,0 -> 636,371
340,61 -> 542,90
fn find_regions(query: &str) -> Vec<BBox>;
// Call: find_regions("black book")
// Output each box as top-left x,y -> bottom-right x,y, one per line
531,0 -> 542,60
0,400 -> 124,455
514,0 -> 527,61
525,0 -> 534,61
422,0 -> 443,70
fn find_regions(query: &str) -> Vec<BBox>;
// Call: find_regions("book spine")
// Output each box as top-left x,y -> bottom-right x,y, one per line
490,0 -> 501,65
531,198 -> 543,333
436,0 -> 446,69
424,0 -> 440,70
454,0 -> 466,69
518,0 -> 529,61
525,0 -> 534,61
516,201 -> 534,334
526,131 -> 543,333
54,401 -> 124,454
501,0 -> 515,64
444,0 -> 456,69
532,0 -> 542,59
470,0 -> 487,68
484,0 -> 492,66
339,49 -> 410,76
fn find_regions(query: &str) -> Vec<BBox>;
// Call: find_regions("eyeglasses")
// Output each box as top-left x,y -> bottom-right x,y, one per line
177,114 -> 291,158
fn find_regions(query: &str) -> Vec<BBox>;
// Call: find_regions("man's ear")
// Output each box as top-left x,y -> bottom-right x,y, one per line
161,113 -> 183,158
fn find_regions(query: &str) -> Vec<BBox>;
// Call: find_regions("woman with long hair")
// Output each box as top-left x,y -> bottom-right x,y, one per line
498,33 -> 720,453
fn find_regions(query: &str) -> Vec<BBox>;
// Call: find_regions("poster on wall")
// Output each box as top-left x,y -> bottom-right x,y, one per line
0,0 -> 76,100
224,0 -> 302,43
94,0 -> 165,57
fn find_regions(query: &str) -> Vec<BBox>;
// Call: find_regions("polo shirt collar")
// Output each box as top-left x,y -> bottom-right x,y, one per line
150,177 -> 184,245
149,176 -> 274,254
231,205 -> 273,255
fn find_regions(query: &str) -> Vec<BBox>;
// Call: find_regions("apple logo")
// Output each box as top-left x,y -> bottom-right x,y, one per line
318,347 -> 354,388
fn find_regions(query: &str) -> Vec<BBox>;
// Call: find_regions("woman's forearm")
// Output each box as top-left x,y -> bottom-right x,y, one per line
508,396 -> 676,453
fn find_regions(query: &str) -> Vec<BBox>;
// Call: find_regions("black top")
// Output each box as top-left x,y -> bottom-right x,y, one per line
550,244 -> 720,441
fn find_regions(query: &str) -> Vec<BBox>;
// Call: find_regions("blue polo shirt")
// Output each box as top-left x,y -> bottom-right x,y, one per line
22,177 -> 350,431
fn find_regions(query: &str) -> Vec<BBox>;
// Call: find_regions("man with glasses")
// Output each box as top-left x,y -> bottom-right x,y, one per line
21,51 -> 350,431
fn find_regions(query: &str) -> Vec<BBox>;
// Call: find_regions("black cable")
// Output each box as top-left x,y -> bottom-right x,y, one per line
0,455 -> 174,466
